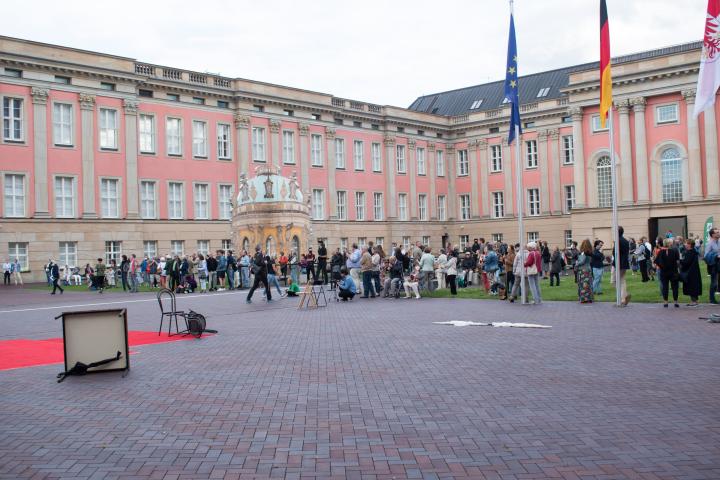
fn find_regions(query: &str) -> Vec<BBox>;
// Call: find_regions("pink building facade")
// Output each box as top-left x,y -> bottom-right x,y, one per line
0,36 -> 718,281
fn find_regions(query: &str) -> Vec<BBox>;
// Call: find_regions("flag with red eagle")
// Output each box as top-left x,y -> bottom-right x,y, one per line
695,0 -> 720,116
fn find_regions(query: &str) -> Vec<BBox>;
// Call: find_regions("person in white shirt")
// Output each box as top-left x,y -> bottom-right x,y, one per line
403,266 -> 421,299
436,250 -> 448,289
2,260 -> 11,285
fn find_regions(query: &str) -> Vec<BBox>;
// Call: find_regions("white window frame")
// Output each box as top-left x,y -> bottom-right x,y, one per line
252,126 -> 266,162
192,120 -> 208,158
139,114 -> 155,154
591,115 -> 609,133
398,193 -> 408,220
218,184 -> 234,220
100,178 -> 120,218
217,123 -> 232,160
166,117 -> 183,156
493,191 -> 504,218
402,236 -> 411,250
59,241 -> 77,267
52,102 -> 73,146
525,140 -> 538,168
490,145 -> 503,172
311,134 -> 323,166
564,230 -> 573,248
355,191 -> 365,221
9,242 -> 28,271
144,240 -> 158,259
373,192 -> 383,221
193,183 -> 210,219
282,130 -> 295,164
457,149 -> 469,176
417,147 -> 426,175
99,108 -> 118,150
336,190 -> 347,220
437,195 -> 447,221
597,156 -> 612,208
459,194 -> 471,220
168,181 -> 185,219
656,103 -> 679,125
527,231 -> 540,243
54,176 -> 75,218
527,188 -> 540,216
492,233 -> 504,243
396,145 -> 406,173
335,138 -> 346,169
371,142 -> 382,172
171,240 -> 185,257
222,239 -> 232,251
2,96 -> 24,142
105,241 -> 122,264
459,235 -> 469,250
353,140 -> 364,171
418,194 -> 427,221
562,135 -> 574,165
436,150 -> 445,177
564,185 -> 575,213
312,189 -> 325,220
140,180 -> 157,219
197,240 -> 209,256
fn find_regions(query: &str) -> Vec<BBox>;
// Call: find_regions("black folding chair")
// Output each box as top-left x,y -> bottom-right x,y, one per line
157,288 -> 188,336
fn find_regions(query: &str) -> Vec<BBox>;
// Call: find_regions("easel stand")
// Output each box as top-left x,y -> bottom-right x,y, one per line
297,282 -> 327,309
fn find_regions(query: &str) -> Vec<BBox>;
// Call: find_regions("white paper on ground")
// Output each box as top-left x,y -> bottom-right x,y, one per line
433,320 -> 551,329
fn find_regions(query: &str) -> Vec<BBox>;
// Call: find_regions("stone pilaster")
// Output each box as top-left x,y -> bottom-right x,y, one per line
446,144 -> 457,220
468,139 -> 480,218
325,126 -> 337,220
298,123 -> 310,192
631,97 -> 649,203
269,119 -> 281,167
407,139 -> 418,220
384,135 -> 397,219
682,90 -> 703,200
123,99 -> 139,219
428,143 -> 437,219
569,106 -> 586,208
537,130 -> 550,214
478,138 -> 489,218
31,87 -> 50,218
79,93 -> 97,218
234,114 -> 250,187
703,105 -> 720,198
616,98 -> 633,204
548,129 -> 561,214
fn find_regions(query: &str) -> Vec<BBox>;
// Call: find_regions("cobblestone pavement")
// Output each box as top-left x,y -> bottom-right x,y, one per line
1,285 -> 719,479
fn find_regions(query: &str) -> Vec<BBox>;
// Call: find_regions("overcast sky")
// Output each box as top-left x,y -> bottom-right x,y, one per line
3,0 -> 708,107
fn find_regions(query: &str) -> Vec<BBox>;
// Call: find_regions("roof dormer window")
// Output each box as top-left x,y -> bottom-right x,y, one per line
536,87 -> 551,98
470,99 -> 483,109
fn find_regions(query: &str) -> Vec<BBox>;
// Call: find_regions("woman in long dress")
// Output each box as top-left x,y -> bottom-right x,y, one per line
680,239 -> 702,307
576,239 -> 594,303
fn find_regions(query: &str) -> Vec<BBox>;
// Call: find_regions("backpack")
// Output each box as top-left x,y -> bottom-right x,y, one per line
704,249 -> 718,265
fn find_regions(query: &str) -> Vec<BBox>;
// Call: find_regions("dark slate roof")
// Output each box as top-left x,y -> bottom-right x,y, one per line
408,41 -> 702,117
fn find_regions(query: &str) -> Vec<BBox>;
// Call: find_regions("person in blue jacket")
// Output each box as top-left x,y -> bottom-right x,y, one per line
338,268 -> 356,301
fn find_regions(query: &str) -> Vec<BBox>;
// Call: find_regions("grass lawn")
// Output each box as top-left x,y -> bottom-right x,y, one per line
426,269 -> 714,304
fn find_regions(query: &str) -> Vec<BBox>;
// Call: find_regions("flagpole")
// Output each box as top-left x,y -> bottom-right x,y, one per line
608,106 -> 621,306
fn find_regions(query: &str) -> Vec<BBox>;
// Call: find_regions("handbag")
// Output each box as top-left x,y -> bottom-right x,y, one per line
526,253 -> 539,275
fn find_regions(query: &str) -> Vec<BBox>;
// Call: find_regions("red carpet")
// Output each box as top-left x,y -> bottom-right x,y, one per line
0,331 -> 209,371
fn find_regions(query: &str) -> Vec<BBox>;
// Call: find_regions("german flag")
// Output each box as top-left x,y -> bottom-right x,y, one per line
599,0 -> 612,129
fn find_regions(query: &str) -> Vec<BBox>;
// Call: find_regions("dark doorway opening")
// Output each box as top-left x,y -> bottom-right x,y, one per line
648,216 -> 687,244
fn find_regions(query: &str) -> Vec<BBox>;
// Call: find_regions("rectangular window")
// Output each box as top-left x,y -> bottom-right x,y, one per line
105,241 -> 122,264
562,135 -> 574,165
459,235 -> 469,250
197,240 -> 209,256
194,183 -> 209,219
4,68 -> 22,78
100,178 -> 119,218
138,89 -> 153,98
140,181 -> 156,219
353,140 -> 364,170
528,231 -> 539,243
192,120 -> 208,157
9,242 -> 28,271
139,114 -> 155,153
56,76 -> 71,84
59,241 -> 77,267
53,103 -> 73,146
252,127 -> 266,162
54,176 -> 74,218
167,93 -> 180,102
418,194 -> 428,221
217,123 -> 231,159
358,237 -> 367,247
493,192 -> 504,218
525,140 -> 537,168
282,130 -> 295,164
340,237 -> 348,251
99,108 -> 118,149
219,184 -> 233,220
396,145 -> 406,173
335,138 -> 345,168
414,147 -> 425,176
565,230 -> 573,248
656,104 -> 679,124
144,240 -> 157,259
375,237 -> 384,247
373,192 -> 383,220
168,182 -> 184,219
459,194 -> 471,220
283,109 -> 294,116
492,233 -> 503,243
371,142 -> 382,172
527,188 -> 540,216
355,191 -> 365,221
564,185 -> 575,213
100,82 -> 115,91
312,189 -> 324,220
336,190 -> 347,220
457,149 -> 469,176
222,239 -> 232,251
398,193 -> 408,220
422,236 -> 430,247
491,145 -> 503,172
166,118 -> 182,155
311,134 -> 323,166
437,195 -> 446,221
591,115 -> 608,132
171,240 -> 184,256
436,150 -> 445,176
192,97 -> 205,105
403,236 -> 411,250
2,97 -> 23,141
217,100 -> 229,109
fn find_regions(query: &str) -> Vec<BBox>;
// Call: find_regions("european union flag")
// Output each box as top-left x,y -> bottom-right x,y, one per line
504,13 -> 522,145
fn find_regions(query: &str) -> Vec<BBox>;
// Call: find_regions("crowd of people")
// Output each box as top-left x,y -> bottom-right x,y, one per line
9,226 -> 720,308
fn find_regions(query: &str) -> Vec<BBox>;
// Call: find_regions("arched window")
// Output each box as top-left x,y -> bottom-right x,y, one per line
596,156 -> 612,208
291,235 -> 300,254
242,237 -> 249,253
265,236 -> 276,257
661,147 -> 683,203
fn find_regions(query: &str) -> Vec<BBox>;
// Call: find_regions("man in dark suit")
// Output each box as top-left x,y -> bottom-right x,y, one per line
617,226 -> 631,306
50,260 -> 64,295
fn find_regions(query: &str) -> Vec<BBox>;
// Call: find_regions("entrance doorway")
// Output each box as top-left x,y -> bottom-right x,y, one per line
648,216 -> 687,243
441,234 -> 449,250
